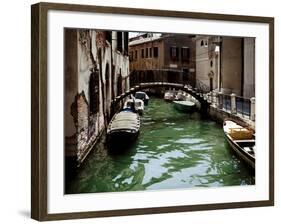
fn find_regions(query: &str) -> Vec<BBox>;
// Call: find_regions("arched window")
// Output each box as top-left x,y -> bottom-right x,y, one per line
117,68 -> 122,96
89,71 -> 99,114
105,63 -> 110,101
111,65 -> 115,99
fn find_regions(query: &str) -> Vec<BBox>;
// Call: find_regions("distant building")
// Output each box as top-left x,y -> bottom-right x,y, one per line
129,34 -> 196,86
195,36 -> 220,92
221,37 -> 255,97
64,29 -> 129,167
195,35 -> 255,97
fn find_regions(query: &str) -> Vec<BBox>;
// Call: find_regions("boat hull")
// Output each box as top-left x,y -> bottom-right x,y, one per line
173,101 -> 195,113
107,130 -> 139,153
223,120 -> 255,169
224,133 -> 255,169
143,99 -> 149,106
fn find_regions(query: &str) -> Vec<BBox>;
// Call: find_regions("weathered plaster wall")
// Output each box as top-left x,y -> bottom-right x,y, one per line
221,37 -> 243,95
243,37 -> 255,98
64,29 -> 78,139
64,29 -> 129,165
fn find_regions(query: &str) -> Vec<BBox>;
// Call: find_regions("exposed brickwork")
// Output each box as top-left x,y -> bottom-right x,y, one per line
96,31 -> 106,48
70,91 -> 91,162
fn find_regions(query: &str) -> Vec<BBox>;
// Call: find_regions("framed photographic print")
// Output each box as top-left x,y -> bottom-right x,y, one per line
31,2 -> 274,221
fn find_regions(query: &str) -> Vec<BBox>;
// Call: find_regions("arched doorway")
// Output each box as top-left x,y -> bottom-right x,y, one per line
208,71 -> 214,92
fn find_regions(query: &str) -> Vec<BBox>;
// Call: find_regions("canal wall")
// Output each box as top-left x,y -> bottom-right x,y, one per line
208,105 -> 255,130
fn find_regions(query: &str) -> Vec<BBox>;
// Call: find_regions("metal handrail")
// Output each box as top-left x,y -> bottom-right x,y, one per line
235,96 -> 251,118
220,93 -> 231,112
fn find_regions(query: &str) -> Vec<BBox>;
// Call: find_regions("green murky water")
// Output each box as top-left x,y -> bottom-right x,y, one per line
66,97 -> 254,194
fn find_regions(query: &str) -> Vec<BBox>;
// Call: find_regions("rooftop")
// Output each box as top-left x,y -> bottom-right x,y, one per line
129,35 -> 162,46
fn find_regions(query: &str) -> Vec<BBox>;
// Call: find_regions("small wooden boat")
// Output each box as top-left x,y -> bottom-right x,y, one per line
173,100 -> 195,113
135,91 -> 149,105
123,99 -> 144,115
223,120 -> 255,169
107,111 -> 140,153
164,90 -> 176,102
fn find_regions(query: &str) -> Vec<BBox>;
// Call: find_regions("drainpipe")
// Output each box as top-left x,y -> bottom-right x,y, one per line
110,33 -> 114,118
250,97 -> 255,121
231,93 -> 237,114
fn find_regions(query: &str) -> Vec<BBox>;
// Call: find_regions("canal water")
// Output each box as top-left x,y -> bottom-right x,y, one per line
66,97 -> 254,194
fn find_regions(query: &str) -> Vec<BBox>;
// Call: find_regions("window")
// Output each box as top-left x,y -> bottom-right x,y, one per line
146,48 -> 149,58
117,32 -> 123,53
117,69 -> 122,96
141,49 -> 144,58
149,48 -> 152,58
181,47 -> 190,63
135,50 -> 138,60
129,51 -> 133,61
124,32 -> 129,55
200,40 -> 204,46
153,47 -> 158,57
170,46 -> 178,60
105,31 -> 112,43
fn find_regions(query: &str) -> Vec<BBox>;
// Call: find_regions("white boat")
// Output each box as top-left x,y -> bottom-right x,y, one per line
135,91 -> 149,105
173,100 -> 196,113
175,91 -> 186,101
223,120 -> 255,169
123,98 -> 144,115
164,90 -> 176,102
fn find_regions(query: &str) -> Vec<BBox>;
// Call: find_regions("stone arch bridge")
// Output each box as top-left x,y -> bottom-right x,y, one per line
111,82 -> 210,114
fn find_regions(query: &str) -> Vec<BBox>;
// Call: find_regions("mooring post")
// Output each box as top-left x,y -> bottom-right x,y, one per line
250,97 -> 255,121
213,91 -> 218,108
231,93 -> 237,114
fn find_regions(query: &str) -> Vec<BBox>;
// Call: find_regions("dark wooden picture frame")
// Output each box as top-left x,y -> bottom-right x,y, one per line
31,2 -> 274,221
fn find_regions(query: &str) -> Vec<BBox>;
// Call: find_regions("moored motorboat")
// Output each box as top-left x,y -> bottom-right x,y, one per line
174,91 -> 186,101
123,98 -> 144,115
173,100 -> 195,113
135,91 -> 149,105
164,90 -> 176,102
223,120 -> 255,169
107,111 -> 140,153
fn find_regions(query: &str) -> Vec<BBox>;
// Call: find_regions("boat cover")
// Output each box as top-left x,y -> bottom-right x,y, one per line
108,112 -> 140,131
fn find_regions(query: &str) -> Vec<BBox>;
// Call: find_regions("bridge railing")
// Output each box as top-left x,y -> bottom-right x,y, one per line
195,79 -> 210,94
129,69 -> 196,88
